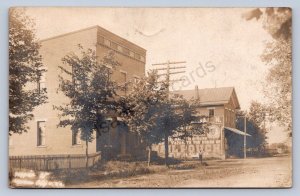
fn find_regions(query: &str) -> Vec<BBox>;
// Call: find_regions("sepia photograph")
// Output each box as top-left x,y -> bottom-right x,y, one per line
8,7 -> 292,188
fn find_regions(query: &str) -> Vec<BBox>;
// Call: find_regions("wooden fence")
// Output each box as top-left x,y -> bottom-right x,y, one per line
9,152 -> 101,171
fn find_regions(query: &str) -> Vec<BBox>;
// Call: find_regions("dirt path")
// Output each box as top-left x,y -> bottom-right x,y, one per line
67,155 -> 292,188
179,156 -> 292,188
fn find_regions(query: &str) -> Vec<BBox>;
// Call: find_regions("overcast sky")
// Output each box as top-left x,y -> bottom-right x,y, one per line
23,7 -> 287,143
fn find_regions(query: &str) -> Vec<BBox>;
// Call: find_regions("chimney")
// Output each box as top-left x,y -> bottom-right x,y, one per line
195,85 -> 200,100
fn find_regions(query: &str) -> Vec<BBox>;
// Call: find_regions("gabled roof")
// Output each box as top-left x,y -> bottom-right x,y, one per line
172,87 -> 240,109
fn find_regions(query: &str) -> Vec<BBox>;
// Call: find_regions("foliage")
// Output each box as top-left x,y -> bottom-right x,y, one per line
9,9 -> 47,135
119,71 -> 168,147
173,97 -> 209,140
248,101 -> 268,127
244,8 -> 292,134
120,71 -> 200,165
55,46 -> 120,141
226,105 -> 267,157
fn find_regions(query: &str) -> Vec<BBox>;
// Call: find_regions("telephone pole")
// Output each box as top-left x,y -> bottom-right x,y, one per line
244,116 -> 247,159
152,60 -> 186,92
152,60 -> 186,166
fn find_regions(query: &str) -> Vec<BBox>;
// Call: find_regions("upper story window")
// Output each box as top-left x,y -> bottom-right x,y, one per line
208,108 -> 215,117
104,39 -> 111,47
129,51 -> 135,58
120,72 -> 127,84
123,47 -> 130,56
97,35 -> 104,44
120,71 -> 127,94
134,53 -> 141,61
117,45 -> 122,52
38,71 -> 46,94
37,121 -> 46,146
110,42 -> 118,50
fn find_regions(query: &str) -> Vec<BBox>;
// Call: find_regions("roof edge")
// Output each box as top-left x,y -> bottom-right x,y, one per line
39,25 -> 99,42
39,25 -> 147,53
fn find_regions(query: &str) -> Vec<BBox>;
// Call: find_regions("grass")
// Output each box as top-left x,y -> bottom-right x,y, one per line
51,158 -> 208,186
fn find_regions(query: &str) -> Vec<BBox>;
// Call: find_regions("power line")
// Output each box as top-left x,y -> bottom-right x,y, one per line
152,60 -> 186,92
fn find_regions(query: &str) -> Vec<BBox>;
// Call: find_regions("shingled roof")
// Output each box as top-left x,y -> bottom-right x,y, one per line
172,87 -> 240,109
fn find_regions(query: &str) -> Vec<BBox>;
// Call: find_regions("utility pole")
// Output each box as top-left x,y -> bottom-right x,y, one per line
152,61 -> 186,92
244,116 -> 247,159
152,60 -> 186,166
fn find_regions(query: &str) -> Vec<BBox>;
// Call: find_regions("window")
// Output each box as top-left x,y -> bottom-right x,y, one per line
38,71 -> 46,94
123,47 -> 130,56
129,51 -> 135,58
37,121 -> 46,146
110,42 -> 118,50
117,45 -> 122,52
208,109 -> 215,117
72,130 -> 81,145
120,72 -> 127,84
134,53 -> 141,60
97,34 -> 104,44
104,39 -> 110,46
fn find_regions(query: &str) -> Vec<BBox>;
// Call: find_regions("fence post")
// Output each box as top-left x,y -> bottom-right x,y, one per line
46,157 -> 48,171
68,155 -> 71,169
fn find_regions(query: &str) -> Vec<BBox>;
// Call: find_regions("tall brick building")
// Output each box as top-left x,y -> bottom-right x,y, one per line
9,26 -> 146,160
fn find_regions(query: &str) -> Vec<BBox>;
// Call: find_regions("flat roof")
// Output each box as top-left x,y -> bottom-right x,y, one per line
40,25 -> 146,54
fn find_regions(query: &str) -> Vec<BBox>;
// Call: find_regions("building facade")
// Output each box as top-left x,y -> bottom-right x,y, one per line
9,26 -> 146,160
153,86 -> 241,160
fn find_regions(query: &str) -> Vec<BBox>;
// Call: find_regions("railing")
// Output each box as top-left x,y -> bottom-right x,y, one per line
9,152 -> 101,171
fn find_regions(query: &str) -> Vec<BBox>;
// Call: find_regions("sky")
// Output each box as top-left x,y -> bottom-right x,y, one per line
23,7 -> 287,143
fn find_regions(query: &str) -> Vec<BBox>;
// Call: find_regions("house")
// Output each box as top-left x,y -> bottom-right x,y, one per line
153,86 -> 242,160
9,26 -> 146,168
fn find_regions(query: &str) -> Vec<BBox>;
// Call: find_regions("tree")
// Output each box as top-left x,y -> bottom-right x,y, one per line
243,8 -> 292,134
171,97 -> 209,160
9,9 -> 47,135
226,104 -> 267,157
120,71 -> 167,166
55,46 -> 120,168
120,71 -> 201,166
248,101 -> 268,127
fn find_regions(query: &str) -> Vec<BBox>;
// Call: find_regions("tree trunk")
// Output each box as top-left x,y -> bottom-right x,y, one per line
164,132 -> 169,167
184,125 -> 187,161
86,138 -> 89,169
147,145 -> 152,167
184,137 -> 187,161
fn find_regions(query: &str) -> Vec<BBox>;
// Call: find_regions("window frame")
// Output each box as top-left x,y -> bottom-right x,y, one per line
208,108 -> 215,117
37,120 -> 46,147
72,129 -> 82,145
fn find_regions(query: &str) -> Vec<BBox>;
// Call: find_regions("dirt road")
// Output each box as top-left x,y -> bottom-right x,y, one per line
67,155 -> 292,188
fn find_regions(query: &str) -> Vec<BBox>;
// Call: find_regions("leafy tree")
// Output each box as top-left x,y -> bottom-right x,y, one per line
9,9 -> 47,135
226,104 -> 267,157
120,71 -> 167,166
243,8 -> 292,134
55,46 -> 120,167
171,97 -> 209,160
120,71 -> 201,166
248,101 -> 268,127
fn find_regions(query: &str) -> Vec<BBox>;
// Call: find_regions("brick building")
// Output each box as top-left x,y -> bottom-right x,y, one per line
153,86 -> 242,160
9,26 -> 146,162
